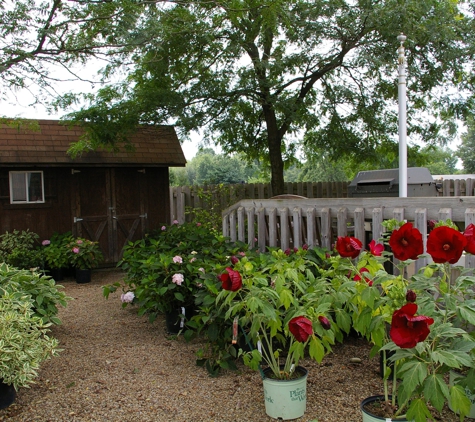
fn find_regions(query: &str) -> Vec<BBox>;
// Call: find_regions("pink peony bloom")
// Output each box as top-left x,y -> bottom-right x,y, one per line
72,247 -> 80,254
173,220 -> 179,224
42,240 -> 51,246
173,256 -> 183,264
161,226 -> 166,231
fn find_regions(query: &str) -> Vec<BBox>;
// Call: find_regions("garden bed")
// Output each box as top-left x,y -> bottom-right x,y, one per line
0,269 -> 461,422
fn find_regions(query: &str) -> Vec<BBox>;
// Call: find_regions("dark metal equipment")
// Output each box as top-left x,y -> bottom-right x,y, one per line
348,167 -> 437,198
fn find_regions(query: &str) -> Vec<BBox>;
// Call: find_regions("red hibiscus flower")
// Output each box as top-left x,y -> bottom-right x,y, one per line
368,239 -> 384,256
288,316 -> 313,342
427,226 -> 467,264
336,236 -> 363,259
318,315 -> 331,330
388,222 -> 423,261
353,268 -> 373,286
464,223 -> 475,255
219,267 -> 242,291
389,303 -> 434,349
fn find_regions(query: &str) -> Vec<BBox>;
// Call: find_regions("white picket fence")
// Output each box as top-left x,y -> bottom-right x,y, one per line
222,196 -> 475,272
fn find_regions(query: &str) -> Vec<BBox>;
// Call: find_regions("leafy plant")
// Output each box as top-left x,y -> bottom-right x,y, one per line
41,232 -> 74,269
67,237 -> 104,269
0,289 -> 60,390
215,246 -> 349,380
0,229 -> 43,269
339,221 -> 475,422
0,263 -> 71,325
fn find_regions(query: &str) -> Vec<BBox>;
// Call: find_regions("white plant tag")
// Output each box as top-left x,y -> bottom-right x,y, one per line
180,307 -> 185,328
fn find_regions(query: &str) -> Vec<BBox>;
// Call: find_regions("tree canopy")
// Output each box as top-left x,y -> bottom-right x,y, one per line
2,1 -> 474,194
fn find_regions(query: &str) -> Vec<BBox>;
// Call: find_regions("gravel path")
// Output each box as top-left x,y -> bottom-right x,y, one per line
0,269 -> 462,422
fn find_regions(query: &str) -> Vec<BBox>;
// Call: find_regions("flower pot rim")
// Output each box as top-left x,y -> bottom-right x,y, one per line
263,365 -> 308,381
361,395 -> 409,421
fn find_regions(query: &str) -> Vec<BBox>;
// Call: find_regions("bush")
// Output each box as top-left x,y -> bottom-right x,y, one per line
0,288 -> 60,390
0,263 -> 71,325
0,229 -> 43,269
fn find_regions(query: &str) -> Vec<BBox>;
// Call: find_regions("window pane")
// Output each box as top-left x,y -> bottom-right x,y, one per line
28,172 -> 43,201
11,173 -> 27,201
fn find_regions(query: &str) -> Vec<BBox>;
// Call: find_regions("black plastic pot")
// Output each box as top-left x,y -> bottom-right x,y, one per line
0,381 -> 16,410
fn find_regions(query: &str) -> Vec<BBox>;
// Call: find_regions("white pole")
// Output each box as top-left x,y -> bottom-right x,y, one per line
398,33 -> 407,197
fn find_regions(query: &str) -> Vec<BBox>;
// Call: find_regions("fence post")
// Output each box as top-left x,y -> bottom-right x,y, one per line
279,207 -> 290,250
414,208 -> 428,271
292,207 -> 302,249
321,208 -> 331,250
268,208 -> 278,247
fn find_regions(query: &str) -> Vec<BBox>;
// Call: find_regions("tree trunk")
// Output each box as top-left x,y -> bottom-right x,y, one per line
267,130 -> 285,196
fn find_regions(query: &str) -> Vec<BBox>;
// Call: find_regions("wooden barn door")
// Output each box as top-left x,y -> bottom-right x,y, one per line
72,168 -> 148,265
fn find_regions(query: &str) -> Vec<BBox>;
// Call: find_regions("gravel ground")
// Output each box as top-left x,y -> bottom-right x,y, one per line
0,269 -> 463,422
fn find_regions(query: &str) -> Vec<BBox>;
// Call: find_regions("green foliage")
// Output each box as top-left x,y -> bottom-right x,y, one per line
41,232 -> 74,269
63,0 -> 473,195
67,237 -> 104,270
215,246 -> 349,380
0,287 -> 60,390
0,229 -> 43,270
458,117 -> 475,173
0,263 -> 71,325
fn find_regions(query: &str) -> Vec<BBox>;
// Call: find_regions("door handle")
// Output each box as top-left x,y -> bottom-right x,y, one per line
140,213 -> 147,219
74,217 -> 83,223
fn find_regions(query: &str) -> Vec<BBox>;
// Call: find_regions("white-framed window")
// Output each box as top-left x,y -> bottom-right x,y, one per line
9,171 -> 45,204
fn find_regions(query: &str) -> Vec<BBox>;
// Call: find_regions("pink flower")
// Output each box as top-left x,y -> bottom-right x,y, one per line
42,240 -> 50,246
189,257 -> 196,263
72,247 -> 80,254
196,222 -> 201,226
172,273 -> 184,285
173,256 -> 183,264
76,239 -> 83,244
368,239 -> 384,256
121,292 -> 135,303
173,220 -> 179,224
161,226 -> 166,231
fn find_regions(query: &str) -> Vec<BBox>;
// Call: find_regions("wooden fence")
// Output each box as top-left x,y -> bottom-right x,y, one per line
221,196 -> 475,272
170,178 -> 475,224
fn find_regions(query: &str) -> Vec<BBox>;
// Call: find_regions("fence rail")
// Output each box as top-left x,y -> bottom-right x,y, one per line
222,196 -> 475,272
170,178 -> 475,224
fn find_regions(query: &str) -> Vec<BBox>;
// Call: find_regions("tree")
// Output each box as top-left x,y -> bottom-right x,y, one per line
0,1 -> 150,103
458,118 -> 475,173
57,1 -> 472,195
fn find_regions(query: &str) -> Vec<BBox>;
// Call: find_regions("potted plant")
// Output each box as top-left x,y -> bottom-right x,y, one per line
339,221 -> 475,422
41,232 -> 73,281
0,287 -> 60,404
215,246 -> 350,420
68,237 -> 104,283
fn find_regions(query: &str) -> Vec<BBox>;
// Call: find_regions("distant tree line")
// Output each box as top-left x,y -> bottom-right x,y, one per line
170,143 -> 461,187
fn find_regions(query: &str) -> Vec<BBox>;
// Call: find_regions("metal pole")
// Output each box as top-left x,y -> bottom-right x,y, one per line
398,33 -> 407,197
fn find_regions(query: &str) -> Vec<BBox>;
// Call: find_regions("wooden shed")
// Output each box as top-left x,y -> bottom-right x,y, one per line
0,119 -> 186,265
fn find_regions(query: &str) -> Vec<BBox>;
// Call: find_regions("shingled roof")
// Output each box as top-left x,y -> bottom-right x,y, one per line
0,119 -> 187,167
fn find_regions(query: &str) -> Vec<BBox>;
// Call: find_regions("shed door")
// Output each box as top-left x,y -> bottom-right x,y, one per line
72,168 -> 147,264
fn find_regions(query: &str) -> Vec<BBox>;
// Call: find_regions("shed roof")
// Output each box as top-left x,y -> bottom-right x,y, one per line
0,119 -> 187,167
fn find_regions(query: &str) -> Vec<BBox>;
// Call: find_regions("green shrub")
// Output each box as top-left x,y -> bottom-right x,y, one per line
41,232 -> 74,269
0,289 -> 60,390
0,263 -> 71,325
0,229 -> 43,269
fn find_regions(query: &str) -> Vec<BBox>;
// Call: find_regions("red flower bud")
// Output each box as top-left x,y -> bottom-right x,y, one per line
318,315 -> 331,330
406,290 -> 417,303
302,244 -> 308,250
284,248 -> 292,256
230,256 -> 239,265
